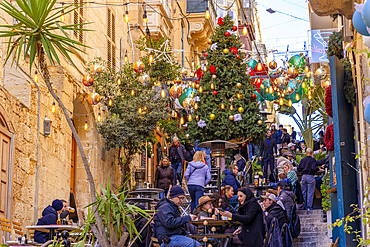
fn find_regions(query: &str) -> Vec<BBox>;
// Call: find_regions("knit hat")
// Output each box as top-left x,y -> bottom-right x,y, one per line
52,199 -> 63,211
277,180 -> 289,188
169,185 -> 185,198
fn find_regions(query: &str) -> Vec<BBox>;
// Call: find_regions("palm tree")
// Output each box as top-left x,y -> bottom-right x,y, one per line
0,0 -> 111,246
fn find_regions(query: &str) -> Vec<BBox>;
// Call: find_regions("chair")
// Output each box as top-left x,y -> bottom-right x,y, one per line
0,218 -> 11,244
12,221 -> 23,239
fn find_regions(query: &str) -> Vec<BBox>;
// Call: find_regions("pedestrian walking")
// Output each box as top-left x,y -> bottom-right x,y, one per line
184,151 -> 211,213
168,136 -> 186,185
259,130 -> 277,183
154,157 -> 175,199
276,124 -> 284,150
297,148 -> 323,210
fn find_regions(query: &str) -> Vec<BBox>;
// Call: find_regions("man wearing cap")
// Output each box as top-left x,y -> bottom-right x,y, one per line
262,193 -> 288,229
276,124 -> 284,150
297,148 -> 323,210
34,199 -> 65,243
154,185 -> 199,247
287,143 -> 296,159
259,130 -> 277,183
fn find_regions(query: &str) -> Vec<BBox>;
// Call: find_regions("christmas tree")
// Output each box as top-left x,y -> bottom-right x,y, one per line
188,15 -> 266,143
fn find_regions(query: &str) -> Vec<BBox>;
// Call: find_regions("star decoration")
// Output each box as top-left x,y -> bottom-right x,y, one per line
210,43 -> 218,51
146,39 -> 176,64
194,96 -> 200,102
198,119 -> 206,128
234,114 -> 242,121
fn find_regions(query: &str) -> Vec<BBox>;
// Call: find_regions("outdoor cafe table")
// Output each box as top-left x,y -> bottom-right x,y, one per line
188,233 -> 234,247
189,220 -> 236,227
129,190 -> 160,199
125,197 -> 155,209
134,188 -> 164,193
26,225 -> 79,241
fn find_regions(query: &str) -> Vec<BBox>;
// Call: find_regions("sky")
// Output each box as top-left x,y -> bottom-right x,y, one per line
256,0 -> 310,137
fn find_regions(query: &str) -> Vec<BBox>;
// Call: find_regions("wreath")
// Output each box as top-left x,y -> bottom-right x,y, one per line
325,85 -> 333,118
325,124 -> 334,151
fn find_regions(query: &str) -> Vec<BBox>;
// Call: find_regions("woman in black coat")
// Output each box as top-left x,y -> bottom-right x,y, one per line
220,187 -> 265,247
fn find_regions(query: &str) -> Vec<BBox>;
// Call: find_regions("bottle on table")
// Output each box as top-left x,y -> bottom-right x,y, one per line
57,214 -> 61,225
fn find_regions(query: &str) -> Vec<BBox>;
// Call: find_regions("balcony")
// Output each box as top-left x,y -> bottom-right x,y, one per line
309,0 -> 354,19
144,2 -> 174,40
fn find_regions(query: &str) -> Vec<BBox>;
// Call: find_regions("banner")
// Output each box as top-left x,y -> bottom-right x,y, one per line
310,30 -> 328,63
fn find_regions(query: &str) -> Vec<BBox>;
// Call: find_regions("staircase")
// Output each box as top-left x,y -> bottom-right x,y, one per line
293,209 -> 332,247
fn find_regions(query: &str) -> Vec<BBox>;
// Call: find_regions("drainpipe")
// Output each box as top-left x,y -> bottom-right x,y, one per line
17,65 -> 41,224
6,133 -> 15,220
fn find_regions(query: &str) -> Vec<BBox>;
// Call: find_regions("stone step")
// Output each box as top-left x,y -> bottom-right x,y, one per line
293,242 -> 331,247
299,217 -> 325,224
301,224 -> 328,232
297,209 -> 324,216
294,233 -> 329,242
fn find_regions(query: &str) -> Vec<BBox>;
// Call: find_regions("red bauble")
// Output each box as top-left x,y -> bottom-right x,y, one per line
325,85 -> 333,118
213,91 -> 218,96
233,50 -> 238,55
325,124 -> 334,151
204,52 -> 208,57
236,55 -> 241,59
217,17 -> 224,25
225,31 -> 230,37
254,63 -> 268,76
252,93 -> 257,99
209,65 -> 217,74
232,26 -> 237,31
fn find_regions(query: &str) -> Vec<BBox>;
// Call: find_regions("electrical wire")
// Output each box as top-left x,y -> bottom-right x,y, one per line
257,2 -> 309,22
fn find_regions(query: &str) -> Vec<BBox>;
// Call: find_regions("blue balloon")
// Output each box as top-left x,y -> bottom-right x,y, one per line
365,104 -> 370,125
363,1 -> 370,29
353,10 -> 370,36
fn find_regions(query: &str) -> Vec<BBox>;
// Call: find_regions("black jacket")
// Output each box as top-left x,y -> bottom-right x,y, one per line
34,206 -> 58,243
221,194 -> 236,213
281,133 -> 290,145
259,137 -> 277,159
265,202 -> 288,230
297,156 -> 319,175
154,165 -> 175,190
153,198 -> 191,243
231,190 -> 265,247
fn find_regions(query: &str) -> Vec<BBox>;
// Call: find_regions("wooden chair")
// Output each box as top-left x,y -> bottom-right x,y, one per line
12,221 -> 23,239
0,218 -> 11,244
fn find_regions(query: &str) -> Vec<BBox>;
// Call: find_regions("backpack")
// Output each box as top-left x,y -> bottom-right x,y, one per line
288,205 -> 300,238
185,148 -> 195,162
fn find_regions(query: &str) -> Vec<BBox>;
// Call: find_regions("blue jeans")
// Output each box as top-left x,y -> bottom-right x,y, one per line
188,185 -> 204,213
263,156 -> 275,180
172,161 -> 183,185
301,174 -> 315,209
160,235 -> 201,247
159,189 -> 169,199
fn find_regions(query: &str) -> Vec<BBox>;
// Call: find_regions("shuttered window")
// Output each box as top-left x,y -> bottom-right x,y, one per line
107,8 -> 116,72
73,0 -> 84,43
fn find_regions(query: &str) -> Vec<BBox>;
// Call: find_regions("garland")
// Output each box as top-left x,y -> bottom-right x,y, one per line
325,124 -> 334,151
325,85 -> 333,118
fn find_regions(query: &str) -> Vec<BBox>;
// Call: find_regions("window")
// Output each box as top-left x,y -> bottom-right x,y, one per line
107,8 -> 116,72
73,0 -> 84,43
0,112 -> 10,219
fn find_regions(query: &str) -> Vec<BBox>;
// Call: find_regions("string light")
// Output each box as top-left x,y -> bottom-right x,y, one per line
173,111 -> 178,118
242,24 -> 248,35
60,3 -> 65,22
268,86 -> 273,94
210,83 -> 215,90
308,94 -> 312,100
51,102 -> 56,113
33,71 -> 38,82
97,112 -> 101,122
125,10 -> 129,23
220,102 -> 225,109
302,82 -> 306,88
161,89 -> 166,98
199,86 -> 203,92
84,115 -> 88,130
279,98 -> 284,105
194,102 -> 198,109
188,114 -> 192,121
124,53 -> 128,63
295,94 -> 300,101
143,10 -> 148,23
117,77 -> 121,85
230,104 -> 234,110
304,66 -> 310,73
138,107 -> 143,113
149,52 -> 154,64
180,116 -> 185,125
288,99 -> 292,107
203,66 -> 207,72
205,6 -> 210,19
108,99 -> 113,106
131,89 -> 135,95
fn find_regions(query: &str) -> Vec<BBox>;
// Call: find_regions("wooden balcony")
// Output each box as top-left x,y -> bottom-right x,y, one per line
309,0 -> 354,19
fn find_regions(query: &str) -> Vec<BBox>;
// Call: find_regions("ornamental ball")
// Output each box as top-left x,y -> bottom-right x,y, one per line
238,107 -> 244,113
257,120 -> 263,125
133,60 -> 145,73
82,75 -> 94,87
315,67 -> 327,80
169,85 -> 183,98
87,92 -> 101,105
210,113 -> 215,120
90,64 -> 102,76
269,60 -> 277,70
223,48 -> 229,54
212,74 -> 217,79
138,73 -> 151,86
287,67 -> 299,79
236,82 -> 242,88
229,115 -> 234,121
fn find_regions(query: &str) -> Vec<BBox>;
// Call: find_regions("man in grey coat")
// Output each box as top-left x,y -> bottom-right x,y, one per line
168,136 -> 186,185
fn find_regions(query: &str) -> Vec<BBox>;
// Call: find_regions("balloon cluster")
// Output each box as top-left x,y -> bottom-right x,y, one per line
249,54 -> 312,106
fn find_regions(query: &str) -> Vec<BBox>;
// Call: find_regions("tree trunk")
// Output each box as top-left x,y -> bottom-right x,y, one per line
36,45 -> 110,247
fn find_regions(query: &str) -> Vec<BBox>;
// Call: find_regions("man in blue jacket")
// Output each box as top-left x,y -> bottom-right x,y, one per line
34,199 -> 65,243
154,185 -> 199,247
276,124 -> 284,150
222,163 -> 241,194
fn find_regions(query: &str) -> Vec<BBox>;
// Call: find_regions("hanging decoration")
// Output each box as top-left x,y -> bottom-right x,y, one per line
82,75 -> 94,87
324,124 -> 334,151
325,85 -> 333,118
87,92 -> 101,105
133,60 -> 145,73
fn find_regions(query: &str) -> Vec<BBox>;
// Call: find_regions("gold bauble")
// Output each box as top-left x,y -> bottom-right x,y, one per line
90,64 -> 102,76
276,76 -> 289,91
210,114 -> 215,120
82,74 -> 94,87
238,107 -> 244,113
182,97 -> 195,111
133,60 -> 145,73
269,60 -> 277,70
236,82 -> 242,88
211,227 -> 216,232
87,92 -> 101,105
277,67 -> 285,75
286,86 -> 295,95
287,67 -> 299,79
229,115 -> 234,121
207,39 -> 212,44
169,85 -> 183,98
315,67 -> 327,80
212,74 -> 217,80
236,93 -> 242,99
257,120 -> 263,125
223,48 -> 229,54
138,73 -> 150,86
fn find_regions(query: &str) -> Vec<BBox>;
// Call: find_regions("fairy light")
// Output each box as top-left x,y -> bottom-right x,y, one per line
188,114 -> 192,121
149,52 -> 154,64
60,3 -> 65,22
124,53 -> 128,63
161,89 -> 166,98
51,102 -> 56,113
242,24 -> 248,35
84,115 -> 88,130
304,66 -> 310,73
279,98 -> 284,105
308,94 -> 312,100
205,7 -> 210,19
220,102 -> 225,109
230,104 -> 234,110
138,107 -> 143,113
34,71 -> 38,82
194,103 -> 198,109
143,10 -> 148,23
131,89 -> 135,96
125,10 -> 129,23
268,86 -> 273,94
108,99 -> 113,106
288,99 -> 292,107
117,77 -> 121,85
199,86 -> 203,92
210,83 -> 215,90
180,116 -> 185,125
302,82 -> 306,88
174,112 -> 178,118
295,94 -> 300,101
97,112 -> 101,122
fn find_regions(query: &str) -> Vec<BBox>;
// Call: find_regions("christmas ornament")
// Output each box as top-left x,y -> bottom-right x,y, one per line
210,43 -> 218,51
236,82 -> 242,88
288,54 -> 305,69
182,97 -> 195,110
87,92 -> 101,105
229,115 -> 234,121
212,74 -> 217,79
232,25 -> 237,31
254,62 -> 268,76
195,115 -> 199,121
169,85 -> 183,98
252,93 -> 257,99
246,66 -> 256,83
238,107 -> 244,113
315,68 -> 327,80
207,39 -> 212,44
277,67 -> 285,75
139,73 -> 150,85
236,55 -> 241,59
287,67 -> 299,79
145,39 -> 176,64
230,47 -> 237,54
236,93 -> 242,99
321,79 -> 331,88
257,120 -> 263,125
286,86 -> 295,95
210,114 -> 215,120
198,119 -> 206,128
133,60 -> 145,73
213,91 -> 218,96
234,114 -> 242,121
269,61 -> 277,70
174,76 -> 182,84
225,31 -> 230,37
217,17 -> 223,25
220,102 -> 225,109
181,67 -> 188,76
90,64 -> 102,76
247,59 -> 258,70
204,52 -> 208,57
276,77 -> 289,91
210,65 -> 217,74
223,48 -> 229,54
82,75 -> 94,87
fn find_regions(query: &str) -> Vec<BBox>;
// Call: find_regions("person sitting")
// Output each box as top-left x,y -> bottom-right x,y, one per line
287,143 -> 296,159
194,196 -> 215,219
210,193 -> 222,209
219,187 -> 265,247
277,181 -> 296,217
34,199 -> 65,243
153,185 -> 199,247
222,163 -> 241,196
262,193 -> 288,230
234,153 -> 246,174
221,185 -> 236,213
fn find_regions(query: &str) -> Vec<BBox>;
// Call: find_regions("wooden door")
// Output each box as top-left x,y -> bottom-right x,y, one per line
0,133 -> 10,218
70,136 -> 77,194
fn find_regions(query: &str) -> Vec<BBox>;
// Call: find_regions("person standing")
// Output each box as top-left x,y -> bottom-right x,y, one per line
154,157 -> 175,199
291,127 -> 297,142
281,128 -> 290,145
297,148 -> 323,210
168,136 -> 186,185
259,130 -> 277,183
219,187 -> 265,247
184,151 -> 211,212
276,124 -> 284,150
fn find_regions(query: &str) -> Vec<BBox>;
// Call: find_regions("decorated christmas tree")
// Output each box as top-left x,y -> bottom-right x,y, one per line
188,15 -> 266,143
